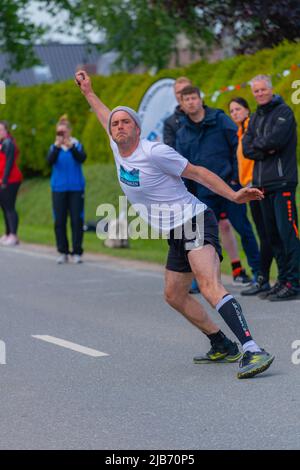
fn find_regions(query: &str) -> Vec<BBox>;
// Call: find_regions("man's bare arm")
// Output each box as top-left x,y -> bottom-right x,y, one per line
75,70 -> 111,132
182,162 -> 263,204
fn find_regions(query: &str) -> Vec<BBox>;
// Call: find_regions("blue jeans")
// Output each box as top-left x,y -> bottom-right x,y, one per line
200,185 -> 260,275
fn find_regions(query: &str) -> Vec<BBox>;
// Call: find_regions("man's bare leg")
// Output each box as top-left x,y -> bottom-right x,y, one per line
187,244 -> 274,377
190,218 -> 245,293
219,219 -> 249,283
164,264 -> 241,364
188,244 -> 256,345
188,244 -> 227,306
219,218 -> 239,261
164,270 -> 220,335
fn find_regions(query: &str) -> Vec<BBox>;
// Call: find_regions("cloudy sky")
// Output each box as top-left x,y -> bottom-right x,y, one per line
27,1 -> 101,43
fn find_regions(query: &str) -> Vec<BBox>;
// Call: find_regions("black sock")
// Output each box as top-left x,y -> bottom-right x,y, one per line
207,330 -> 227,347
216,294 -> 253,346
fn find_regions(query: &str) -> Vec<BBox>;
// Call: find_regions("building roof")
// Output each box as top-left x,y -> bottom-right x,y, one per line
0,43 -> 116,86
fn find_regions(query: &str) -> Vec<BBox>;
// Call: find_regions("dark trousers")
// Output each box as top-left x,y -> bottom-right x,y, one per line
260,189 -> 300,286
0,182 -> 21,235
201,187 -> 261,275
250,200 -> 274,281
52,191 -> 84,255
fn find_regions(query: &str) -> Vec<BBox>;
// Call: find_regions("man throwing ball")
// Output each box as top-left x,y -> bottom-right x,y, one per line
75,70 -> 274,379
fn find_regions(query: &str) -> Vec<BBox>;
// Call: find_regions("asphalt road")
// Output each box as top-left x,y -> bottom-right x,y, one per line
0,244 -> 299,450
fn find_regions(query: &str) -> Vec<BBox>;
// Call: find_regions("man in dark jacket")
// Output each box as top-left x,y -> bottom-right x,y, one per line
163,76 -> 192,148
176,86 -> 260,283
243,74 -> 300,301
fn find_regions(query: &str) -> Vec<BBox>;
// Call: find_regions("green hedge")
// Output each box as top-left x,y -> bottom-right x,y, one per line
1,40 -> 300,175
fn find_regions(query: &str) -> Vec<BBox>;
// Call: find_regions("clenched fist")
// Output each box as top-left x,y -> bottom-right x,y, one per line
75,70 -> 93,96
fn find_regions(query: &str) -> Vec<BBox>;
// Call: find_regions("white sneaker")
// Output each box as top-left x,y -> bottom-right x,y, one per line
56,254 -> 68,264
72,254 -> 83,264
2,234 -> 19,246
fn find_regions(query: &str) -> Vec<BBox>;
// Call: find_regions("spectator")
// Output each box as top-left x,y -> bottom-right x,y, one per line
176,86 -> 261,284
47,116 -> 87,264
163,76 -> 192,148
0,120 -> 23,246
229,97 -> 274,296
163,79 -> 251,292
242,74 -> 300,301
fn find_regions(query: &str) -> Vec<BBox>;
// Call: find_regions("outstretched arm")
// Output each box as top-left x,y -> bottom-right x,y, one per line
182,162 -> 263,204
75,70 -> 111,132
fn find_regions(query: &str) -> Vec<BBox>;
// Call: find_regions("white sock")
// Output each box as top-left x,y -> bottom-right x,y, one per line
242,340 -> 262,353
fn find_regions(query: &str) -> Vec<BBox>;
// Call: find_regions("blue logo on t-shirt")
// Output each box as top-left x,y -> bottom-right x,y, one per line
147,131 -> 158,141
120,165 -> 140,187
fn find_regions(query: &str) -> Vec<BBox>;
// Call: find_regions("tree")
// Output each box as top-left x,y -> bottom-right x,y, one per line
0,0 -> 45,78
41,0 -> 300,70
76,0 -> 180,71
3,0 -> 299,76
40,0 -> 215,71
155,0 -> 300,54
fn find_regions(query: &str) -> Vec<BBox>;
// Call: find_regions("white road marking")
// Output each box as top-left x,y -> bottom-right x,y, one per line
32,335 -> 109,357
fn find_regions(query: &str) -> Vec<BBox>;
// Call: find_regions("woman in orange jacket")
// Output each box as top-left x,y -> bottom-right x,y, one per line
229,98 -> 273,296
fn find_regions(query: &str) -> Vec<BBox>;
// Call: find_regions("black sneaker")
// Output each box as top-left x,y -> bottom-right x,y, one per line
237,349 -> 275,379
241,276 -> 271,296
258,281 -> 283,299
193,339 -> 242,364
233,269 -> 252,286
269,282 -> 300,301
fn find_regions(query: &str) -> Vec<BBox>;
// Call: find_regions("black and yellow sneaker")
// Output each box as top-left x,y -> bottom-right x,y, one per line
237,350 -> 275,379
193,340 -> 242,364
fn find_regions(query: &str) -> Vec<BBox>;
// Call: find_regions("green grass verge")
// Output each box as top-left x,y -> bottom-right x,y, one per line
1,163 -> 299,279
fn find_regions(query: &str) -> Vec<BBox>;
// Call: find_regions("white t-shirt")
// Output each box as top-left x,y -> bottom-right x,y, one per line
110,138 -> 206,231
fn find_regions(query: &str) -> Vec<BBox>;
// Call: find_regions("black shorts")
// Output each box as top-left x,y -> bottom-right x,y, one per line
166,208 -> 223,273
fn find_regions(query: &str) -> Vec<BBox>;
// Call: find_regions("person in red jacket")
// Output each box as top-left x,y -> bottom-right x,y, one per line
0,121 -> 23,246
